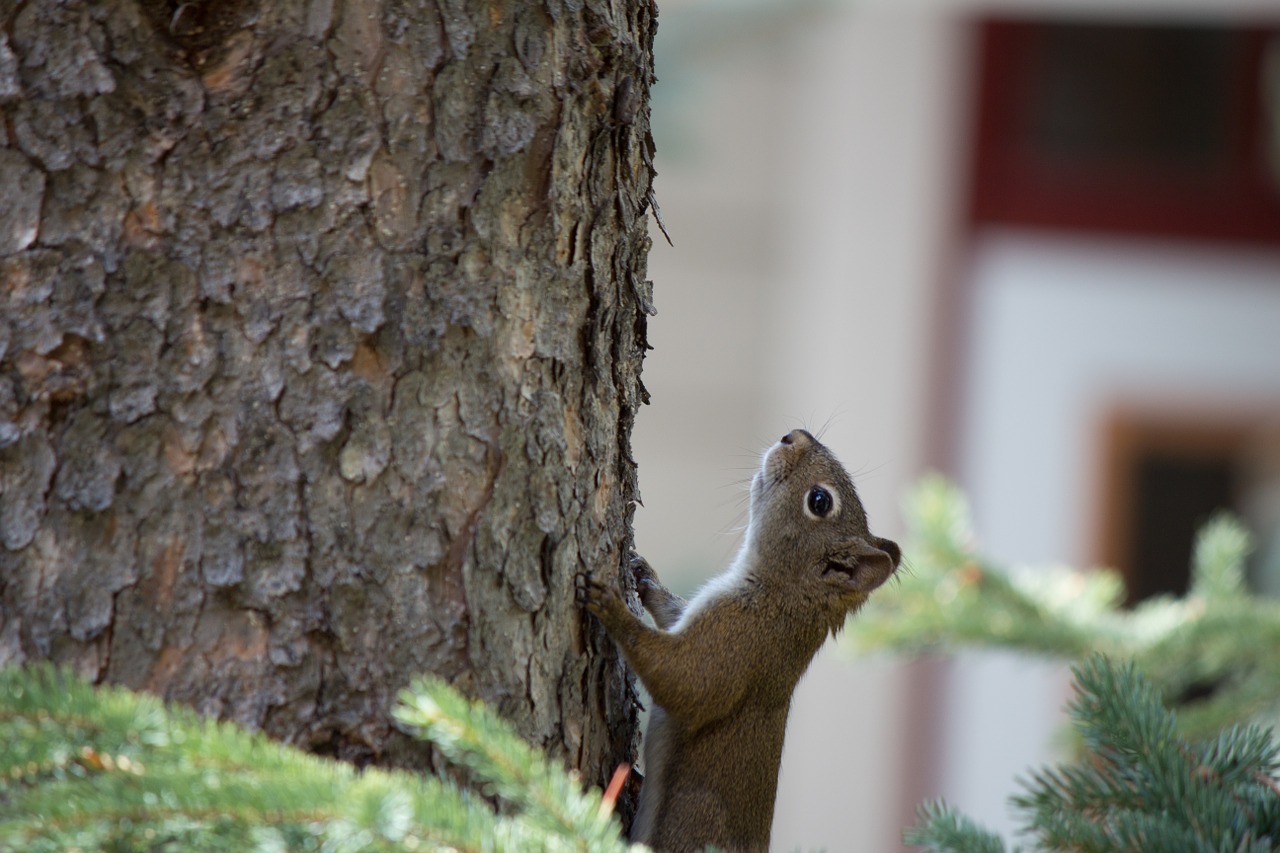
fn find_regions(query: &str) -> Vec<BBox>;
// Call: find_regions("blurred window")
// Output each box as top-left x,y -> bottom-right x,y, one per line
972,19 -> 1280,244
1095,410 -> 1278,603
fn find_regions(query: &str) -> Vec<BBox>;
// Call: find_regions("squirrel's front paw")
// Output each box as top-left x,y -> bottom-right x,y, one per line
575,573 -> 627,626
629,552 -> 657,587
629,551 -> 681,619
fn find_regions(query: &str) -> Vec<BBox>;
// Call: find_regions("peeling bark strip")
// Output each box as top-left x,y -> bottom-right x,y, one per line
0,0 -> 656,792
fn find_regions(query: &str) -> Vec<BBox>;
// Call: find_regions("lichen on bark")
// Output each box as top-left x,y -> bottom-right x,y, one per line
0,0 -> 657,796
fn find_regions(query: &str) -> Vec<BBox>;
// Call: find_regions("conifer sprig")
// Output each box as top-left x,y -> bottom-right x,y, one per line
394,675 -> 627,848
848,475 -> 1280,738
0,665 -> 632,852
907,655 -> 1280,852
904,801 -> 1005,853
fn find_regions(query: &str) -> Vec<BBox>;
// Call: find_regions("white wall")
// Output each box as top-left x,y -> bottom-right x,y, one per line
961,232 -> 1280,567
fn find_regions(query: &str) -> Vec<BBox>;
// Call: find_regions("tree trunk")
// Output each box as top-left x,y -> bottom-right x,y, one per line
0,0 -> 655,797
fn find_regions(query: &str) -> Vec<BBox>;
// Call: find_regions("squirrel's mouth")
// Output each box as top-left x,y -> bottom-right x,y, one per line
822,560 -> 857,580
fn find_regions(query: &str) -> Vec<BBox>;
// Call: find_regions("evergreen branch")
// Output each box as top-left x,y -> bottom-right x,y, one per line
903,799 -> 1006,853
1190,514 -> 1253,601
393,676 -> 628,849
877,483 -> 1280,850
0,665 -> 633,852
848,476 -> 1280,738
907,656 -> 1280,852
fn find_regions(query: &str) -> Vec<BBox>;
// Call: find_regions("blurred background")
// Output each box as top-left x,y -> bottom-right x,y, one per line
629,0 -> 1280,849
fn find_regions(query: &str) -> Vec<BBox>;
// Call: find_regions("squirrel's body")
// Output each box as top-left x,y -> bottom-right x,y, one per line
580,429 -> 901,853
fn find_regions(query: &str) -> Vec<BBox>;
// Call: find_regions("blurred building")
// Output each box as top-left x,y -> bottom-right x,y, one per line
631,2 -> 1280,850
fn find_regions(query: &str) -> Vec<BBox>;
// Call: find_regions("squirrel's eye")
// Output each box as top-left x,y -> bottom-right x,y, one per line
806,486 -> 833,518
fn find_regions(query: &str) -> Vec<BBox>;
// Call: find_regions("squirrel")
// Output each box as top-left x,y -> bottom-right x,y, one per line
577,428 -> 901,853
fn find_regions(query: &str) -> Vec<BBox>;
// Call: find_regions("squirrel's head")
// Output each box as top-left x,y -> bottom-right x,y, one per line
747,429 -> 901,626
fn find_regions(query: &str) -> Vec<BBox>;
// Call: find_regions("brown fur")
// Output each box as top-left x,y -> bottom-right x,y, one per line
578,429 -> 901,853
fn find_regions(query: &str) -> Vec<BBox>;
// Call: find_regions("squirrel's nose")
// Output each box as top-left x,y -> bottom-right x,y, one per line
780,429 -> 815,447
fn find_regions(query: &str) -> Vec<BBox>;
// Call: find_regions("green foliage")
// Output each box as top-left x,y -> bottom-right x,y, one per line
855,478 -> 1280,850
848,475 -> 1280,737
905,801 -> 1005,853
907,655 -> 1280,853
394,677 -> 626,848
0,665 -> 630,852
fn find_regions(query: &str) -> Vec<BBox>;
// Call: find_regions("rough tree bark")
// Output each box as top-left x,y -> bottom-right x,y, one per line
0,0 -> 656,796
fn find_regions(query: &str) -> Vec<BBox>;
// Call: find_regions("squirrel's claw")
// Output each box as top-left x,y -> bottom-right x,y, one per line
628,552 -> 656,583
576,572 -> 629,627
575,572 -> 609,612
574,572 -> 595,606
